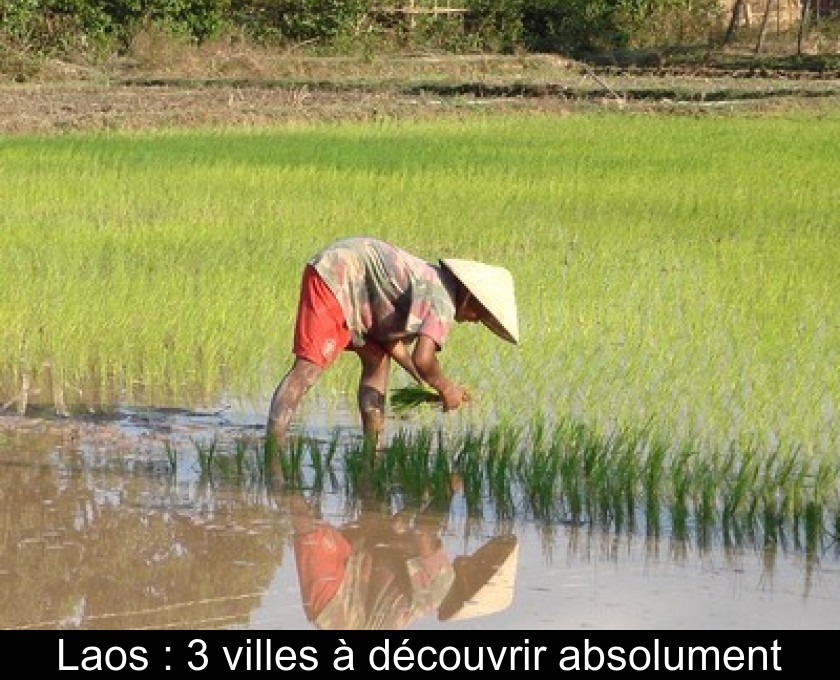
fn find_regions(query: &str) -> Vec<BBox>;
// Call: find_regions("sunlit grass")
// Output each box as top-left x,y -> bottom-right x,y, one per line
0,111 -> 838,459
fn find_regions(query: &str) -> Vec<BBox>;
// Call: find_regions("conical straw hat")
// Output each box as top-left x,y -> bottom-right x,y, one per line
437,536 -> 519,621
440,258 -> 519,344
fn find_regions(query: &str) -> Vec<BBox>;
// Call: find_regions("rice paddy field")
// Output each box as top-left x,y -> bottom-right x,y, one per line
1,110 -> 838,455
1,91 -> 840,629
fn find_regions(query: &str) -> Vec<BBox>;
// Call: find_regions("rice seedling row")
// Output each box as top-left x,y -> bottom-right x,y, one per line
172,419 -> 840,555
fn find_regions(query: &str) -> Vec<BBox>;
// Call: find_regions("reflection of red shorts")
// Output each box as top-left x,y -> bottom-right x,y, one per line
293,526 -> 352,621
293,264 -> 352,367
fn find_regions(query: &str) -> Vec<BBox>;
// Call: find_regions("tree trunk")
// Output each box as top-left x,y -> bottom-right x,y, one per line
755,0 -> 774,53
798,0 -> 812,55
724,0 -> 746,44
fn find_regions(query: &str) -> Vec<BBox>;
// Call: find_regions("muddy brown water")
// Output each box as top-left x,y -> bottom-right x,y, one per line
1,405 -> 838,631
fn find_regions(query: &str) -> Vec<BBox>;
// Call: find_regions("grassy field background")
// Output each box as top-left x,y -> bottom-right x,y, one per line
1,105 -> 837,460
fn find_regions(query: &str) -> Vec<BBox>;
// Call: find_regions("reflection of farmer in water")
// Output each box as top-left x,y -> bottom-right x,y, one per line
287,494 -> 518,630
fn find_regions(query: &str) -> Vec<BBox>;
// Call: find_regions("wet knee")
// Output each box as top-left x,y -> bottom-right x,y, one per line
359,385 -> 385,414
358,386 -> 385,443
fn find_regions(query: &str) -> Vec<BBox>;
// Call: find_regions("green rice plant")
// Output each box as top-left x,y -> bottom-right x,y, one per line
270,435 -> 310,489
385,427 -> 436,499
307,437 -> 326,489
757,446 -> 795,546
558,422 -> 587,523
755,449 -> 805,545
590,431 -> 625,529
668,445 -> 695,541
580,427 -> 605,525
606,426 -> 652,532
779,453 -> 808,534
811,456 -> 837,508
347,436 -> 393,496
516,418 -> 562,521
201,435 -> 266,484
796,457 -> 838,553
773,447 -> 802,515
722,441 -> 762,540
339,427 -> 453,507
163,440 -> 178,474
193,437 -> 218,477
452,428 -> 485,516
689,452 -> 715,548
485,421 -> 521,518
429,432 -> 455,508
389,384 -> 440,413
234,438 -> 248,478
803,500 -> 824,556
308,428 -> 342,491
592,436 -> 615,528
604,438 -> 628,532
342,441 -> 371,496
643,437 -> 669,538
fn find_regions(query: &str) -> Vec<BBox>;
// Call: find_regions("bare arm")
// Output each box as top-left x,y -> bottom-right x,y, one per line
411,335 -> 470,411
383,338 -> 425,385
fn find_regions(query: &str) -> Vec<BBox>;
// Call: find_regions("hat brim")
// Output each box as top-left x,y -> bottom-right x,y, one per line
437,536 -> 519,621
440,258 -> 519,345
480,311 -> 518,345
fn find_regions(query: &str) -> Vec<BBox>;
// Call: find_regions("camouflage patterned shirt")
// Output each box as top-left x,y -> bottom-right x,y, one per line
310,237 -> 457,348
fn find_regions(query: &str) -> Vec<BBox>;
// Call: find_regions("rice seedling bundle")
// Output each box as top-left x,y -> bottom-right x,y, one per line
389,384 -> 441,413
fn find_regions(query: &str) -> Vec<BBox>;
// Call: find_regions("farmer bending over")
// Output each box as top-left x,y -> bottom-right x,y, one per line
266,236 -> 519,450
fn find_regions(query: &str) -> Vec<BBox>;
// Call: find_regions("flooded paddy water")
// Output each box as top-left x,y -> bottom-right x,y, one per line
1,403 -> 838,631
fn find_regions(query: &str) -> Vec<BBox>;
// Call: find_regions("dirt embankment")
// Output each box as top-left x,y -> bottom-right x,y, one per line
0,82 -> 413,134
2,54 -> 838,135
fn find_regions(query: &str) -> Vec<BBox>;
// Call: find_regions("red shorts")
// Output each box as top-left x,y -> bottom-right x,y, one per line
293,264 -> 352,367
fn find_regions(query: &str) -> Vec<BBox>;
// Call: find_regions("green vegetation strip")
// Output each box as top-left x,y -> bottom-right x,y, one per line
182,419 -> 840,553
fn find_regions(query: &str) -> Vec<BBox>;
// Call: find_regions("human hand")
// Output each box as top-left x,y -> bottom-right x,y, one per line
440,383 -> 470,412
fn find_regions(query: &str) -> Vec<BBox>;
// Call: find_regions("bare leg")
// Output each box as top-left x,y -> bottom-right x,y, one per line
266,357 -> 323,450
354,343 -> 391,450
